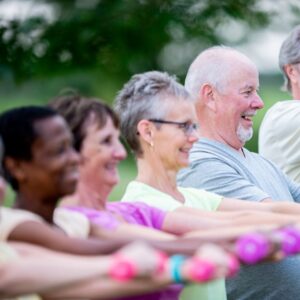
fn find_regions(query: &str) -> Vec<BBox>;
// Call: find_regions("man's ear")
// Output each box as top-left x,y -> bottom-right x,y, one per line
284,64 -> 299,84
201,83 -> 217,112
4,157 -> 26,182
136,120 -> 154,147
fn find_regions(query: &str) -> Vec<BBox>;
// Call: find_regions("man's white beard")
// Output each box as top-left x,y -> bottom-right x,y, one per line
237,123 -> 253,144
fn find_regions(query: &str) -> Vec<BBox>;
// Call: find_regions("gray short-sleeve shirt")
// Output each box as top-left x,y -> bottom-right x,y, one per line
178,138 -> 300,300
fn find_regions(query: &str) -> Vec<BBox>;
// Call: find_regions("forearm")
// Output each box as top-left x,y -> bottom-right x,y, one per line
91,218 -> 217,255
91,222 -> 175,241
175,206 -> 268,219
43,277 -> 171,299
266,201 -> 300,216
163,210 -> 292,236
1,242 -> 175,298
232,211 -> 298,227
9,222 -> 132,255
163,211 -> 232,235
183,224 -> 277,241
0,253 -> 111,297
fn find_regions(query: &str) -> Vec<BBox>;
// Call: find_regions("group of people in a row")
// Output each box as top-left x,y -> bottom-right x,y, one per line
1,25 -> 300,300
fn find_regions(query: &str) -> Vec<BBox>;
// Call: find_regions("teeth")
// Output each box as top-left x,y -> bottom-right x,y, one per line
242,115 -> 253,120
106,163 -> 117,170
241,110 -> 256,119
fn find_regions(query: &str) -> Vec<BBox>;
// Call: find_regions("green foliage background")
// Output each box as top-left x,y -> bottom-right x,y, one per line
0,0 -> 295,205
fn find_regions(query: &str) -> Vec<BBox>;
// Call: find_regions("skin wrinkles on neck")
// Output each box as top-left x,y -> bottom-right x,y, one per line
136,156 -> 185,203
61,180 -> 110,211
199,130 -> 245,157
61,174 -> 128,224
196,101 -> 245,153
292,89 -> 300,100
198,115 -> 245,154
196,105 -> 227,146
291,73 -> 300,100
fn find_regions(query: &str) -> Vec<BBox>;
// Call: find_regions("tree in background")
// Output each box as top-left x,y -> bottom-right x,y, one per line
0,0 -> 277,83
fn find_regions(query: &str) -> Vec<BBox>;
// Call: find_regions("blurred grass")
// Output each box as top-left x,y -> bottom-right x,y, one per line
0,73 -> 290,206
109,155 -> 137,202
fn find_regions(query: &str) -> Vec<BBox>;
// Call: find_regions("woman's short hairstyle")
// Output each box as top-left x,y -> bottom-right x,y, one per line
49,94 -> 119,151
114,71 -> 192,157
279,25 -> 300,92
0,106 -> 58,191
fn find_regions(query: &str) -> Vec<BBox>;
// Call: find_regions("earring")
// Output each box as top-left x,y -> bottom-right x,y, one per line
150,141 -> 154,148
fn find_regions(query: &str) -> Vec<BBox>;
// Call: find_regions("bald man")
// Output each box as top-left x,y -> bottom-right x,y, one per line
178,46 -> 300,300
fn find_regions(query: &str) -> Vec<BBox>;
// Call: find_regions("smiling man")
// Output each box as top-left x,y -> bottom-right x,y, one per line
177,46 -> 300,300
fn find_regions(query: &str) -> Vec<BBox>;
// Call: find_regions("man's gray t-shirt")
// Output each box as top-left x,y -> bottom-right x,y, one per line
178,138 -> 300,300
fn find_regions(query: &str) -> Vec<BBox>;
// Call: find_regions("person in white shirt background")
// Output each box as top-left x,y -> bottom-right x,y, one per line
259,25 -> 300,184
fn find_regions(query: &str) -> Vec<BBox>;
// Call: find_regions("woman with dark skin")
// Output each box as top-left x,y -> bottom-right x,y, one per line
0,106 -> 130,254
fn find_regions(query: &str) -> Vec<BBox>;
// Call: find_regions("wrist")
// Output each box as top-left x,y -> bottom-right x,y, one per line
169,254 -> 187,283
186,257 -> 216,282
109,254 -> 136,282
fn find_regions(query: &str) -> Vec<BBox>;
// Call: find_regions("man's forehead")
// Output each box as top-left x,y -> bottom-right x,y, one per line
239,83 -> 259,90
228,63 -> 259,84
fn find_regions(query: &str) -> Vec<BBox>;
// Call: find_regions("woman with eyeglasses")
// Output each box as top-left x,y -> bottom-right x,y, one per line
115,71 -> 300,299
116,71 -> 300,220
115,71 -> 221,213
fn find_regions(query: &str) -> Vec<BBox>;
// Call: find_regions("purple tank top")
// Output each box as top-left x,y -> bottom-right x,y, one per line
67,202 -> 166,230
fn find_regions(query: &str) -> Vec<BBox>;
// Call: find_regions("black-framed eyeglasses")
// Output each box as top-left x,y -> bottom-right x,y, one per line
148,118 -> 199,135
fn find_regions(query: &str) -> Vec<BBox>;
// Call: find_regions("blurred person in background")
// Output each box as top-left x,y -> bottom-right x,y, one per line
259,25 -> 300,184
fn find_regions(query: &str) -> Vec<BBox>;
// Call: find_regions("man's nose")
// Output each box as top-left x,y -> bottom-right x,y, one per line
252,94 -> 264,109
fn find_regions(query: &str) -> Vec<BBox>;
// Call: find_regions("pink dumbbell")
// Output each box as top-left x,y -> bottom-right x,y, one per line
109,254 -> 137,281
235,232 -> 270,264
188,258 -> 216,282
109,251 -> 168,281
275,227 -> 300,256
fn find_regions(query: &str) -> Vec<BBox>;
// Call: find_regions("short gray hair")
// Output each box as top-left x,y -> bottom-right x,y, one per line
185,46 -> 255,98
279,25 -> 300,92
114,71 -> 191,156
